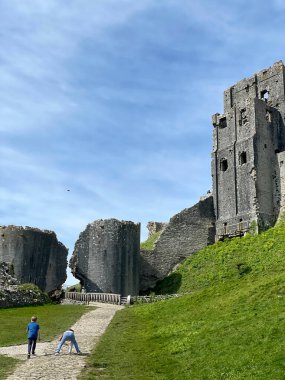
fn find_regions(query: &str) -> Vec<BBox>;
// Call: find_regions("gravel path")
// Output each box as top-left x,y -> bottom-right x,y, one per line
0,302 -> 124,380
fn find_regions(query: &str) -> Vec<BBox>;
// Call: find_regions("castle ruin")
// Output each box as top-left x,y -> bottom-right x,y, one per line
3,61 -> 285,298
70,61 -> 285,294
70,219 -> 140,296
212,61 -> 285,240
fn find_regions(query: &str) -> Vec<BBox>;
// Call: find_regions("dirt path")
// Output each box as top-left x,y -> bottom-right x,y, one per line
0,302 -> 124,380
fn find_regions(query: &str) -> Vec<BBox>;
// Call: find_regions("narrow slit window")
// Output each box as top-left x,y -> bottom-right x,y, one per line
219,117 -> 227,129
239,108 -> 248,125
220,158 -> 228,171
239,151 -> 247,165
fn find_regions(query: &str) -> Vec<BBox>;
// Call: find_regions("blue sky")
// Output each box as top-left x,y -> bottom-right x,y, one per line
1,0 -> 285,285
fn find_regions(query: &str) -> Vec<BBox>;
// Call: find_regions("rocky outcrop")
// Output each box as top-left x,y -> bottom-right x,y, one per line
0,226 -> 68,293
70,219 -> 140,296
140,196 -> 216,292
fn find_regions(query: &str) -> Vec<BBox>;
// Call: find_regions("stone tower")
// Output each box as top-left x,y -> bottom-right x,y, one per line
70,219 -> 140,296
212,61 -> 285,240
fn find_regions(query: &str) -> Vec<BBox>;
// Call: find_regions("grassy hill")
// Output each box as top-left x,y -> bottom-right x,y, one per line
80,219 -> 285,379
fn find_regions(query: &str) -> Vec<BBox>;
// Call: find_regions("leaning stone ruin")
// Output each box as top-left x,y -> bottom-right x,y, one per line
0,226 -> 68,294
70,219 -> 140,296
140,195 -> 216,291
212,61 -> 285,240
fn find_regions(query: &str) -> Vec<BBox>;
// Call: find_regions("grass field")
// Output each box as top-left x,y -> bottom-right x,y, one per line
0,304 -> 91,346
0,356 -> 19,380
0,304 -> 91,379
80,219 -> 285,379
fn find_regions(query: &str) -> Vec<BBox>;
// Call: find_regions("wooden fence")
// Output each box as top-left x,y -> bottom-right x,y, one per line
65,292 -> 185,305
65,292 -> 121,305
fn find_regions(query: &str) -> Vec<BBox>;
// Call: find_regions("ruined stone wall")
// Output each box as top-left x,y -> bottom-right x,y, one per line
0,262 -> 49,307
147,222 -> 167,237
277,151 -> 285,219
0,226 -> 68,293
70,219 -> 140,296
0,286 -> 49,308
140,196 -> 216,292
0,262 -> 18,288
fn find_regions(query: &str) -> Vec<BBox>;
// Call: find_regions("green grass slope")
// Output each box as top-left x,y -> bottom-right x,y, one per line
140,231 -> 162,251
81,220 -> 285,380
154,218 -> 285,294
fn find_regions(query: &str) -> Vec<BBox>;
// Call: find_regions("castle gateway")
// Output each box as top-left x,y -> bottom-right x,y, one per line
212,61 -> 285,240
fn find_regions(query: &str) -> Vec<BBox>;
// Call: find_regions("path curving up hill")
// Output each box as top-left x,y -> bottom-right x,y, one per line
0,302 -> 124,380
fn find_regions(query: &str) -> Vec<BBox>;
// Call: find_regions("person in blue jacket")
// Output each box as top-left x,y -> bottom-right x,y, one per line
55,328 -> 81,355
27,316 -> 40,359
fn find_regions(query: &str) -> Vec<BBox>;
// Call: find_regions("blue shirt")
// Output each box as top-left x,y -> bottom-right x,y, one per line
27,322 -> 40,339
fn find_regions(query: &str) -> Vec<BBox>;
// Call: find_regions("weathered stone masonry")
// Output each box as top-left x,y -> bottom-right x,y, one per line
140,196 -> 216,291
0,226 -> 68,293
212,61 -> 285,240
147,222 -> 167,237
70,219 -> 140,296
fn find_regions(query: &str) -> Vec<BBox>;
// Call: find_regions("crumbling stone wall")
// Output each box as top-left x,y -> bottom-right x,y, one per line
0,262 -> 49,307
277,151 -> 285,219
0,285 -> 49,308
70,219 -> 140,296
0,262 -> 18,288
140,196 -> 216,292
0,226 -> 68,293
147,222 -> 167,237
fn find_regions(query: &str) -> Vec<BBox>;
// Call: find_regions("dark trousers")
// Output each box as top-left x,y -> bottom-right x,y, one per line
28,338 -> 37,354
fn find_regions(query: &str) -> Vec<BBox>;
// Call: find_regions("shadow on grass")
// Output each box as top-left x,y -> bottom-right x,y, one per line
153,272 -> 182,295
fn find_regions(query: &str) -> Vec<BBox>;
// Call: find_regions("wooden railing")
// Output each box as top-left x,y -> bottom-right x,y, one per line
65,292 -> 185,305
65,292 -> 121,305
